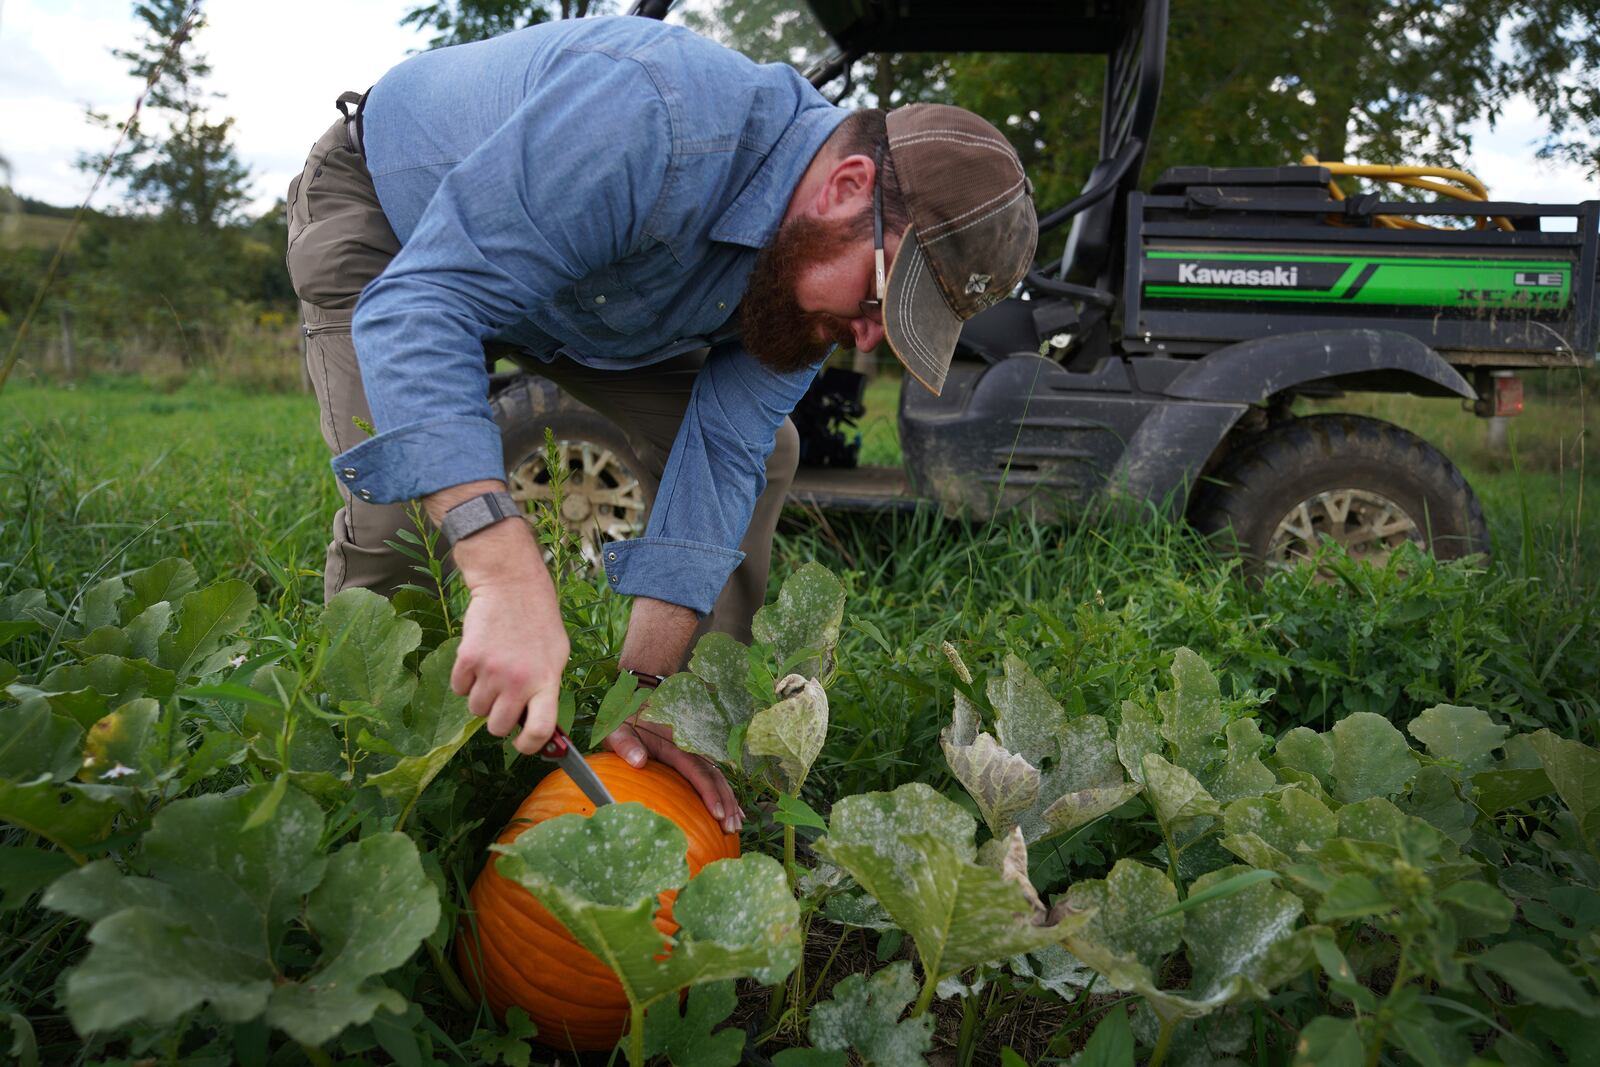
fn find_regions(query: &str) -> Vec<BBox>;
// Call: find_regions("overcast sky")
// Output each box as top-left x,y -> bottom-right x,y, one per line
2,0 -> 1595,221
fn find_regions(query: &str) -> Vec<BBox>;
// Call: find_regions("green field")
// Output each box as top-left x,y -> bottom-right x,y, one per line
2,375 -> 1597,1066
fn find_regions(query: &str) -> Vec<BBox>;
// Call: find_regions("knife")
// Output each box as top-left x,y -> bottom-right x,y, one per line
539,727 -> 615,808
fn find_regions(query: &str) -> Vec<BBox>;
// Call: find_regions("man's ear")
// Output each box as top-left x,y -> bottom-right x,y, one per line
816,152 -> 875,220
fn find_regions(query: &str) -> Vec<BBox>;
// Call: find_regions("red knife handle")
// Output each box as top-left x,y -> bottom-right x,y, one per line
540,728 -> 570,759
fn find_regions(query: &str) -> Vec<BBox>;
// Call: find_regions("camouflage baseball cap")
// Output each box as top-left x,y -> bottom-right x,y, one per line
882,104 -> 1038,395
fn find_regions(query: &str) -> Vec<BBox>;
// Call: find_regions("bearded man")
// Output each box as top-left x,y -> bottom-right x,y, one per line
285,15 -> 1038,830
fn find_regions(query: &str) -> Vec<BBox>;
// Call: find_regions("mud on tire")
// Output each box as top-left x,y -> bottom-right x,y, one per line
1189,413 -> 1490,573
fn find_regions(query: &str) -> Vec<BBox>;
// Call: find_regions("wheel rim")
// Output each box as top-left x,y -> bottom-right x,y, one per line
506,440 -> 647,567
1266,488 -> 1422,571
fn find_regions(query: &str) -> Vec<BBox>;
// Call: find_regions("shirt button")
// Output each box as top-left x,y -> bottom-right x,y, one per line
594,294 -> 607,305
609,573 -> 619,584
341,467 -> 357,480
356,489 -> 373,502
717,301 -> 726,310
607,551 -> 617,562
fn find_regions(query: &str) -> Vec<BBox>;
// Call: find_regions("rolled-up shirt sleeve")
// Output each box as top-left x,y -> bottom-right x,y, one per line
336,53 -> 670,504
603,343 -> 821,615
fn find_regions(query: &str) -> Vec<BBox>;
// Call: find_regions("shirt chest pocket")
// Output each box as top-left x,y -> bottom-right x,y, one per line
574,267 -> 659,335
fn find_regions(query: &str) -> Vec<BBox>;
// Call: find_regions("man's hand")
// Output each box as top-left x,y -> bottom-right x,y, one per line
430,479 -> 570,755
605,718 -> 743,834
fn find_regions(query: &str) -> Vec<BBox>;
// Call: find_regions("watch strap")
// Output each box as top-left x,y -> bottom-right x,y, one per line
440,490 -> 520,548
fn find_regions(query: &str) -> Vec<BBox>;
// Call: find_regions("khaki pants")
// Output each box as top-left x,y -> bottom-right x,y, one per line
285,118 -> 797,646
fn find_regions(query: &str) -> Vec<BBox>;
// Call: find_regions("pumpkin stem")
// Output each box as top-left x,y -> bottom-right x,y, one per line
628,1001 -> 646,1066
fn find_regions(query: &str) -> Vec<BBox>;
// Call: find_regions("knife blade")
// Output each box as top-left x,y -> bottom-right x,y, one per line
539,727 -> 615,807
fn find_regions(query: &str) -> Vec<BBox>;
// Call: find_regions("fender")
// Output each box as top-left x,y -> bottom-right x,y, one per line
1109,329 -> 1475,515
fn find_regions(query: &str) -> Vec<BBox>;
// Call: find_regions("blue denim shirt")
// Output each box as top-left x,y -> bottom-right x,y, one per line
339,16 -> 845,614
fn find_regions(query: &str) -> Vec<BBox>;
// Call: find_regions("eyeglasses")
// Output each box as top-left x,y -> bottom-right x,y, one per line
858,143 -> 887,322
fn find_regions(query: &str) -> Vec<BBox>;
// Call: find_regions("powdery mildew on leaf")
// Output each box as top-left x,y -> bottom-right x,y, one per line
1039,716 -> 1144,838
641,633 -> 763,774
1062,859 -> 1183,974
1407,704 -> 1508,774
1183,865 -> 1309,1002
495,804 -> 800,1010
1155,648 -> 1226,778
941,729 -> 1039,839
745,674 -> 828,794
988,654 -> 1069,766
1329,712 -> 1417,803
1008,943 -> 1096,997
1141,753 -> 1221,835
1270,727 -> 1334,788
1117,699 -> 1163,785
816,784 -> 1088,992
1206,718 -> 1277,804
809,961 -> 934,1067
751,562 -> 846,679
1220,787 -> 1336,870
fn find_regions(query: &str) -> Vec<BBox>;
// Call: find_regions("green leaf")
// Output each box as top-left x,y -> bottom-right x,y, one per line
43,859 -> 178,923
1528,730 -> 1600,843
750,562 -> 846,679
36,653 -> 176,711
50,784 -> 328,1034
0,697 -> 84,783
771,1051 -> 847,1067
641,981 -> 744,1067
319,589 -> 421,720
1406,704 -> 1507,774
0,779 -> 119,858
470,1006 -> 537,1067
1292,1016 -> 1364,1067
1401,765 -> 1475,844
123,602 -> 174,663
809,961 -> 934,1067
363,639 -> 484,811
79,577 -> 126,633
745,675 -> 829,794
176,730 -> 248,791
1474,942 -> 1599,1016
1155,648 -> 1227,778
0,846 -> 76,913
124,558 -> 199,621
1437,881 -> 1514,939
1470,767 -> 1553,813
265,833 -> 440,1044
1008,944 -> 1095,997
0,619 -> 43,652
1140,753 -> 1220,835
590,671 -> 650,750
1329,712 -> 1417,803
1314,873 -> 1390,922
79,698 -> 162,786
494,803 -> 800,1011
156,580 -> 257,680
1076,1007 -> 1134,1067
641,633 -> 762,773
2,1009 -> 38,1067
816,785 -> 1087,995
773,792 -> 828,831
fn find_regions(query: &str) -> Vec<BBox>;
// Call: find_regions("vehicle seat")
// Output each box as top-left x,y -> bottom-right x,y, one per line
1059,159 -> 1119,286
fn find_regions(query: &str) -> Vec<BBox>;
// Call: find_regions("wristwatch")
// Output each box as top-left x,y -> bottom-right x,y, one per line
439,490 -> 521,548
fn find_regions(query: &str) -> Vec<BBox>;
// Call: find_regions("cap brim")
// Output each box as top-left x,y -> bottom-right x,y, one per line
882,229 -> 961,396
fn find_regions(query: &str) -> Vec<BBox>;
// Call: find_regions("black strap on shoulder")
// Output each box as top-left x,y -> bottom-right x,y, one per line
335,89 -> 372,157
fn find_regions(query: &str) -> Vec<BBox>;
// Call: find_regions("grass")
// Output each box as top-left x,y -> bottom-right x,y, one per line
0,210 -> 78,252
3,370 -> 1595,784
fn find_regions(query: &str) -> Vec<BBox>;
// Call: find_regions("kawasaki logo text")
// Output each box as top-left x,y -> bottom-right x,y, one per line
1177,263 -> 1299,287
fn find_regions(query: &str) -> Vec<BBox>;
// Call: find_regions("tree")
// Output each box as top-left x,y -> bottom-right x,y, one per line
402,0 -> 613,50
81,1 -> 251,230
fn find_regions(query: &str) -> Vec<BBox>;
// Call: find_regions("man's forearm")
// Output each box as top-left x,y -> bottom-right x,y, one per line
620,597 -> 699,677
424,479 -> 546,592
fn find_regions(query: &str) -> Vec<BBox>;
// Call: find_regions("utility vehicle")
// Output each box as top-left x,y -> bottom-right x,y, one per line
489,0 -> 1599,570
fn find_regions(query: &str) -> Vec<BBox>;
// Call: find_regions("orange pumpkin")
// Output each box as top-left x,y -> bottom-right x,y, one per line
455,752 -> 739,1051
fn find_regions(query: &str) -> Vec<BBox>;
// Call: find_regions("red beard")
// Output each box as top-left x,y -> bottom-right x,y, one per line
739,213 -> 862,375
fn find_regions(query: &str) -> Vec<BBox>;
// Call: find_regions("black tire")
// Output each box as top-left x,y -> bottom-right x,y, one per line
1190,413 -> 1490,572
490,376 -> 653,558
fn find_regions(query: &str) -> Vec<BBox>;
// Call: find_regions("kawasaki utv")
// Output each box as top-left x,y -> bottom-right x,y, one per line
489,0 -> 1599,571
